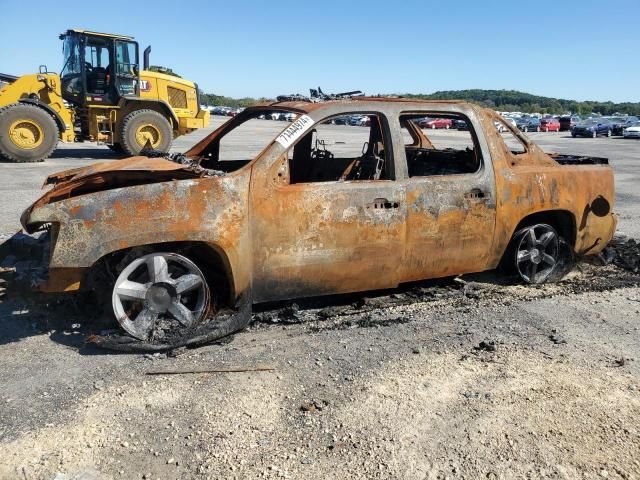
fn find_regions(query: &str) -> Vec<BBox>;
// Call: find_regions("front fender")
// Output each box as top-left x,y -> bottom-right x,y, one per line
27,175 -> 251,295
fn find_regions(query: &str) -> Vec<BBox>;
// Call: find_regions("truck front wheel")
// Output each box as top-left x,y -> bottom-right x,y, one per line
120,109 -> 172,156
0,104 -> 59,162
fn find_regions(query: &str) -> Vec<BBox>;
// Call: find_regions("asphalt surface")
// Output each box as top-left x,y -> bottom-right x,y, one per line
0,117 -> 639,479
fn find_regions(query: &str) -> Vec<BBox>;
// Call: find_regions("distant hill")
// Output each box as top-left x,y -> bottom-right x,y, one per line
402,89 -> 640,116
200,88 -> 640,116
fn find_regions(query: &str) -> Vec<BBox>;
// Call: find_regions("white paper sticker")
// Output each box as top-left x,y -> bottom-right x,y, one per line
275,114 -> 314,149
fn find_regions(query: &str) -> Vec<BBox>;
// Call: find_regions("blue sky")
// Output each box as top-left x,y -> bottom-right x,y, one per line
0,0 -> 636,102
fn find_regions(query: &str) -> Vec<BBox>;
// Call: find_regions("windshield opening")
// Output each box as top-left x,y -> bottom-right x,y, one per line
195,109 -> 299,171
60,34 -> 82,98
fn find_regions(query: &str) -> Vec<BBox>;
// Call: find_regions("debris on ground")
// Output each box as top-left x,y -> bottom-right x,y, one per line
145,365 -> 275,376
300,399 -> 329,413
605,236 -> 640,273
549,330 -> 568,344
475,340 -> 497,352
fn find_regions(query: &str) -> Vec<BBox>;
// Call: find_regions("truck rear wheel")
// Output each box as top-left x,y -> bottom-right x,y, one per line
120,109 -> 172,156
0,104 -> 59,162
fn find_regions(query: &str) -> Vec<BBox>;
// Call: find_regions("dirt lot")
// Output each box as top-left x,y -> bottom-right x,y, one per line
1,118 -> 639,480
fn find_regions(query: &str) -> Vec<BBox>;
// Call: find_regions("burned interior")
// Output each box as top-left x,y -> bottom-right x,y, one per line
401,113 -> 481,176
287,113 -> 393,183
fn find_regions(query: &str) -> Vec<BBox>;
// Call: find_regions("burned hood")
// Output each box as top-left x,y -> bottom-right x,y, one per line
43,156 -> 198,187
23,155 -> 222,232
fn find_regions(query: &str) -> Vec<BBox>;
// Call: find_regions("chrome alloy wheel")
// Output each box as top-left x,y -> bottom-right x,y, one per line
515,224 -> 559,284
112,252 -> 210,340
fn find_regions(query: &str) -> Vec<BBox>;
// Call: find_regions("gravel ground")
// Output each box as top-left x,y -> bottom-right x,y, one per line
1,117 -> 639,479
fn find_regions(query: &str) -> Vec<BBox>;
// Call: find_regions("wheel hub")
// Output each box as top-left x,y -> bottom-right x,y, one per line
8,119 -> 43,149
146,283 -> 175,312
530,248 -> 541,264
135,124 -> 161,148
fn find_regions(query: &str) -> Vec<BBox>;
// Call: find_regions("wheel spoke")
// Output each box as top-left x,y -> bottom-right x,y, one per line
175,274 -> 203,294
517,250 -> 532,263
167,300 -> 195,327
539,231 -> 555,247
115,280 -> 148,301
542,253 -> 556,266
133,308 -> 158,340
147,255 -> 169,283
527,228 -> 537,247
529,261 -> 538,282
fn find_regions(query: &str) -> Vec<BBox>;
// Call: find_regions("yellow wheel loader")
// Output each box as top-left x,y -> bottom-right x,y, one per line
0,29 -> 209,162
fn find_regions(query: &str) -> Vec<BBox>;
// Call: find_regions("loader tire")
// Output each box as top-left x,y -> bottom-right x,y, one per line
0,103 -> 58,162
120,109 -> 172,156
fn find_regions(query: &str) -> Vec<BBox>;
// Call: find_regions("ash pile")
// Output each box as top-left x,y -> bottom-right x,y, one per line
604,236 -> 640,273
0,231 -> 50,298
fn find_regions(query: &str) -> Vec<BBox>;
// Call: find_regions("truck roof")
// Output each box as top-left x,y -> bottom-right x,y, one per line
248,97 -> 470,114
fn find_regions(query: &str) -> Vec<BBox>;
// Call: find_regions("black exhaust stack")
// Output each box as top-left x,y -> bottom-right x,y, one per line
143,46 -> 151,70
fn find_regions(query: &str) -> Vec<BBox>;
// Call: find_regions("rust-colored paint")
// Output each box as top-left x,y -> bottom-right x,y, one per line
21,99 -> 616,303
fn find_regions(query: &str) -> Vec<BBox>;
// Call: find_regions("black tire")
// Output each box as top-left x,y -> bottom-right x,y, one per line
119,109 -> 172,156
500,223 -> 571,284
0,103 -> 58,162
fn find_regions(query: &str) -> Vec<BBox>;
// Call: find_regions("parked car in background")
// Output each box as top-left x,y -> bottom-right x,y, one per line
606,117 -> 629,136
571,119 -> 613,138
283,112 -> 298,122
540,118 -> 561,132
494,121 -> 507,133
351,115 -> 371,127
559,116 -> 581,131
516,117 -> 541,133
419,117 -> 453,129
623,121 -> 640,139
332,116 -> 351,125
212,106 -> 232,116
610,116 -> 640,136
452,119 -> 468,130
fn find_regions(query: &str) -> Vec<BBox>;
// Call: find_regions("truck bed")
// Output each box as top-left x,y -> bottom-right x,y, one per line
551,154 -> 609,165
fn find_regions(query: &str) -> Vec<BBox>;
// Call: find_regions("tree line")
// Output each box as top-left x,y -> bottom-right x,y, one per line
403,90 -> 640,116
199,89 -> 640,116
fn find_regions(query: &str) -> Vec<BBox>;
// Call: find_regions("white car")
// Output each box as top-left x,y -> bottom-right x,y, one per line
623,122 -> 640,138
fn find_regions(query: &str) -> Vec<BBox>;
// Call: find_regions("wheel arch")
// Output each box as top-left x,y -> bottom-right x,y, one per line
510,209 -> 577,248
88,240 -> 238,305
17,98 -> 66,133
117,99 -> 178,130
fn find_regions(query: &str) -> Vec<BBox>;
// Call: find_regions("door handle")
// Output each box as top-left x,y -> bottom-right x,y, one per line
369,197 -> 400,209
464,188 -> 488,200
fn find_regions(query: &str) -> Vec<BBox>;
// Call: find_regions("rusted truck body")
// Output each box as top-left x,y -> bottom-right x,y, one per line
19,98 -> 617,348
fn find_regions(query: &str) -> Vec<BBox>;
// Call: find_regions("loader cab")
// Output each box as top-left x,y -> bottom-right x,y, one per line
59,29 -> 140,106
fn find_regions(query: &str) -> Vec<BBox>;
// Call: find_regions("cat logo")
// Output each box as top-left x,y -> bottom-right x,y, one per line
140,80 -> 152,92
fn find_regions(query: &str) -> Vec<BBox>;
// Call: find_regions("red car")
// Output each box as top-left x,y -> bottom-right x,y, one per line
540,118 -> 561,132
419,117 -> 453,129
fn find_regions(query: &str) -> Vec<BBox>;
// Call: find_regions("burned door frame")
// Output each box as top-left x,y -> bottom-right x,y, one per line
248,109 -> 407,303
391,106 -> 498,282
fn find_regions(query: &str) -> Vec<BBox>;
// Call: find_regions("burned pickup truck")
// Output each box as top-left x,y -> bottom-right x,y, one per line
17,98 -> 617,350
